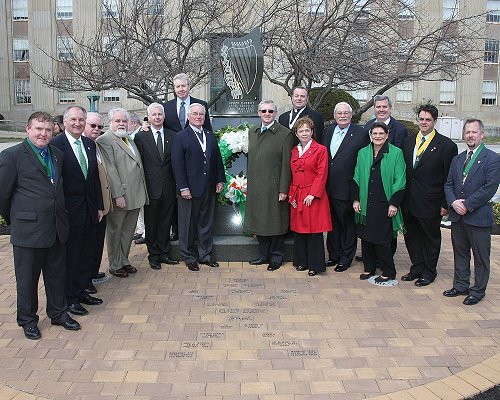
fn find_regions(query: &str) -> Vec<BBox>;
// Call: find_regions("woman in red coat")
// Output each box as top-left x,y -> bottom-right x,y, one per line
288,117 -> 332,276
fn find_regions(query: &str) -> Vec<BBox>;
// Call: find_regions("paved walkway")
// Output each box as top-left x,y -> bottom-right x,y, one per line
0,230 -> 499,400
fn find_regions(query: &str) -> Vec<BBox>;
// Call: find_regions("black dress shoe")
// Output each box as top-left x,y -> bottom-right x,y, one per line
249,258 -> 269,265
150,260 -> 161,270
267,262 -> 281,271
79,295 -> 103,305
415,277 -> 432,287
355,255 -> 364,262
463,295 -> 481,305
85,282 -> 97,294
359,272 -> 374,280
308,270 -> 317,276
68,303 -> 89,316
170,233 -> 179,241
122,265 -> 137,274
187,262 -> 199,271
443,288 -> 470,297
334,263 -> 349,272
401,272 -> 420,281
110,268 -> 129,278
52,316 -> 81,331
374,276 -> 393,283
134,237 -> 146,244
92,272 -> 106,280
201,260 -> 219,268
326,259 -> 340,267
160,256 -> 179,265
295,265 -> 308,271
133,233 -> 142,240
23,325 -> 41,340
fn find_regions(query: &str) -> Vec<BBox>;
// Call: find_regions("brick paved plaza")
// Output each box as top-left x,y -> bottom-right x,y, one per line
0,229 -> 499,400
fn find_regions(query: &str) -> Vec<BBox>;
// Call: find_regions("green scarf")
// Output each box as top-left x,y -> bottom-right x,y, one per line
353,143 -> 406,237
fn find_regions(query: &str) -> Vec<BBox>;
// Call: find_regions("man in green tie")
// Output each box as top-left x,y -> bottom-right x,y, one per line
51,106 -> 104,316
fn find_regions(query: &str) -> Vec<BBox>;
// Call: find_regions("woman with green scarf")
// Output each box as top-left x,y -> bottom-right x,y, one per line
353,121 -> 406,283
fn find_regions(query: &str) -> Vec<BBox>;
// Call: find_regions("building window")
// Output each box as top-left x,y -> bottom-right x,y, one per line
57,36 -> 74,61
147,0 -> 164,15
354,0 -> 370,18
396,81 -> 413,103
441,38 -> 458,62
484,39 -> 500,64
308,0 -> 325,16
15,79 -> 31,104
56,0 -> 72,19
350,82 -> 369,102
102,89 -> 120,102
482,80 -> 497,105
443,0 -> 459,21
12,0 -> 28,20
487,0 -> 500,23
439,80 -> 456,104
13,38 -> 29,62
59,91 -> 76,104
397,38 -> 413,61
398,0 -> 415,19
102,0 -> 119,18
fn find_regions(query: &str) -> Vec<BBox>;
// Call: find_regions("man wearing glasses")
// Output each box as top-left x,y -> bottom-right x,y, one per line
244,100 -> 294,271
322,102 -> 369,272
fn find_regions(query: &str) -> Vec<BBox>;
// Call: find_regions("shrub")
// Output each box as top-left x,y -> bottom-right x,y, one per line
309,88 -> 361,123
399,119 -> 419,137
493,202 -> 500,225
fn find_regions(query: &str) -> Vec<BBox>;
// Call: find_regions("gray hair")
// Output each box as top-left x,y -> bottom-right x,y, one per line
258,99 -> 278,113
86,112 -> 102,124
334,102 -> 353,114
187,103 -> 206,114
108,108 -> 130,122
173,73 -> 189,86
373,95 -> 392,108
63,105 -> 87,120
128,113 -> 141,125
463,118 -> 484,133
147,102 -> 164,116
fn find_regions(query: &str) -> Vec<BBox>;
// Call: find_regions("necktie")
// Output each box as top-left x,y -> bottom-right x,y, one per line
414,135 -> 427,167
40,149 -> 49,165
261,126 -> 267,133
418,135 -> 426,149
75,139 -> 88,179
156,131 -> 164,160
195,130 -> 204,143
463,150 -> 473,171
179,101 -> 186,128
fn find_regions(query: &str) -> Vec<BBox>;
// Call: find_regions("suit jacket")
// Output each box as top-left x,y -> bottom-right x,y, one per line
364,116 -> 408,149
134,128 -> 177,200
171,126 -> 225,198
279,106 -> 325,144
444,147 -> 500,227
163,96 -> 212,132
96,144 -> 112,215
96,130 -> 149,210
402,131 -> 458,219
322,123 -> 369,201
51,133 -> 103,227
0,140 -> 69,247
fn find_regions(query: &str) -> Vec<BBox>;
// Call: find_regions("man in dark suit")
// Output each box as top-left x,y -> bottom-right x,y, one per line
134,103 -> 179,270
51,106 -> 104,316
278,86 -> 325,143
322,102 -> 369,272
401,104 -> 458,287
171,103 -> 226,271
0,112 -> 80,340
163,73 -> 212,241
443,119 -> 500,305
364,95 -> 408,149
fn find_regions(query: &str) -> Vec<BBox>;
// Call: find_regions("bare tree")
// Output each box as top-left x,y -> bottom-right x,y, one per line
260,0 -> 485,119
33,0 -> 261,105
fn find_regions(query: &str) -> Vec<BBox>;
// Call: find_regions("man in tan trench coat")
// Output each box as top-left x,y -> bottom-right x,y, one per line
244,100 -> 294,271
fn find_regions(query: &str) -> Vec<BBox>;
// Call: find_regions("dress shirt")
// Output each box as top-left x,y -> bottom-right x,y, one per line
65,131 -> 88,165
330,124 -> 348,158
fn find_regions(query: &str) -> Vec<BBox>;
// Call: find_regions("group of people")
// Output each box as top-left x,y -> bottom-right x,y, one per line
0,78 -> 498,341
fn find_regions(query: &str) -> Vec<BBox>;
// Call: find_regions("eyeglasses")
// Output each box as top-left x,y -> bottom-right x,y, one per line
259,109 -> 275,114
87,123 -> 104,129
189,112 -> 204,117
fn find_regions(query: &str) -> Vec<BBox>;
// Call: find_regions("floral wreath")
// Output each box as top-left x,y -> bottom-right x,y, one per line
215,123 -> 249,223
